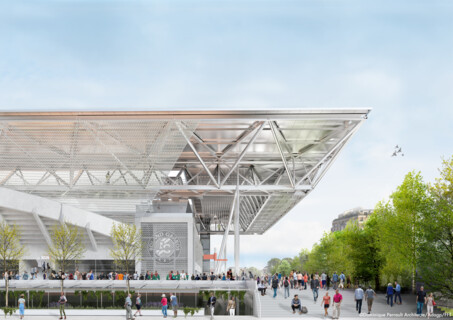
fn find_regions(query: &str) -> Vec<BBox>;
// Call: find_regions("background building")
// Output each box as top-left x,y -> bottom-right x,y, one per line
331,207 -> 373,232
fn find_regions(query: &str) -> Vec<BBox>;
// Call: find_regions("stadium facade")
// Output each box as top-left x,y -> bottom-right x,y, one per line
0,109 -> 369,276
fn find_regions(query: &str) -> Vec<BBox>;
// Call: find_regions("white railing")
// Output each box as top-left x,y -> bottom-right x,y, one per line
246,280 -> 261,318
2,279 -> 250,292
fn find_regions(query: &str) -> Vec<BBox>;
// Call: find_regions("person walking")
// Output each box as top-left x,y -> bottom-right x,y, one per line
271,275 -> 279,298
321,272 -> 327,289
332,289 -> 342,319
416,286 -> 426,316
386,283 -> 394,307
291,294 -> 302,314
365,285 -> 376,314
321,291 -> 331,318
426,293 -> 435,318
332,272 -> 338,290
227,296 -> 236,316
170,293 -> 178,318
161,294 -> 168,318
124,293 -> 134,320
297,272 -> 302,290
59,292 -> 67,320
394,281 -> 402,305
207,292 -> 216,320
18,293 -> 26,320
133,293 -> 142,317
339,272 -> 345,290
283,276 -> 290,299
354,285 -> 364,314
310,274 -> 320,303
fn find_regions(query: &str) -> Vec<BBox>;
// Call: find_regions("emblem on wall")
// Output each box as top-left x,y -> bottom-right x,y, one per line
148,231 -> 181,264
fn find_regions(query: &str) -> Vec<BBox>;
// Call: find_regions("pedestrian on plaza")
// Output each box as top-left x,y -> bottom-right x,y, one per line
133,293 -> 142,317
346,275 -> 351,289
365,285 -> 376,314
271,275 -> 279,298
394,281 -> 402,305
59,292 -> 67,320
339,272 -> 345,290
310,274 -> 320,303
18,293 -> 26,320
326,274 -> 330,290
321,272 -> 327,289
170,292 -> 178,318
332,272 -> 338,290
227,296 -> 236,316
297,271 -> 303,290
161,293 -> 168,318
386,283 -> 394,307
304,273 -> 308,290
332,289 -> 342,320
416,286 -> 426,316
283,276 -> 290,299
426,293 -> 435,318
354,285 -> 364,314
207,292 -> 217,320
291,294 -> 302,314
321,291 -> 331,318
124,293 -> 134,320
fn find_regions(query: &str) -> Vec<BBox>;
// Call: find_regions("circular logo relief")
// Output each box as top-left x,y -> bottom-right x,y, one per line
148,231 -> 181,264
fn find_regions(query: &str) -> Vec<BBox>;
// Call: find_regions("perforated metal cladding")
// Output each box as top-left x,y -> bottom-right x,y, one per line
141,222 -> 188,275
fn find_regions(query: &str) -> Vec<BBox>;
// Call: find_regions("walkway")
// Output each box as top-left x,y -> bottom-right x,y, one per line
258,286 -> 448,318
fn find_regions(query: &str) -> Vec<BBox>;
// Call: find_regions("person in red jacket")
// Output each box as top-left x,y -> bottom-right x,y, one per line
161,293 -> 168,318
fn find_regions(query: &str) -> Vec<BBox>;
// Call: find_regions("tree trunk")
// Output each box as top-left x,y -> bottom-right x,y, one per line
60,279 -> 64,293
5,277 -> 8,307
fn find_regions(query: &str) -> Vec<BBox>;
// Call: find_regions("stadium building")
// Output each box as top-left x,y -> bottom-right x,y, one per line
0,109 -> 369,276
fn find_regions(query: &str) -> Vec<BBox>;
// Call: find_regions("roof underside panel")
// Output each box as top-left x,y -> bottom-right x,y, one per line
0,110 -> 369,234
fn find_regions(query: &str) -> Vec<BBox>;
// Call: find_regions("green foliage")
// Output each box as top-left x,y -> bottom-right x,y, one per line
417,156 -> 453,298
0,222 -> 25,307
29,290 -> 45,308
0,307 -> 16,317
110,223 -> 143,293
183,307 -> 200,317
266,258 -> 281,275
48,221 -> 86,293
276,259 -> 291,276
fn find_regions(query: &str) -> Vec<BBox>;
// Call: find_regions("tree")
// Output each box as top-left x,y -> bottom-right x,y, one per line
110,223 -> 143,293
343,215 -> 385,288
385,172 -> 430,292
418,157 -> 453,298
0,221 -> 25,306
276,259 -> 291,277
48,222 -> 86,292
265,258 -> 281,275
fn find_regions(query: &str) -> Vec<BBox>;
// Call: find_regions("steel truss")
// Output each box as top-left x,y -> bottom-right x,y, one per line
0,110 -> 369,234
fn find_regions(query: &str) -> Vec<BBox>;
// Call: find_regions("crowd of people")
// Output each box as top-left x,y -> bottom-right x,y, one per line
257,271 -> 438,319
3,264 -> 249,282
6,266 -> 440,319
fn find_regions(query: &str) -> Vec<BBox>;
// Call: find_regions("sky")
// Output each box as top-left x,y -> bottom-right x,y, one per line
1,0 -> 452,269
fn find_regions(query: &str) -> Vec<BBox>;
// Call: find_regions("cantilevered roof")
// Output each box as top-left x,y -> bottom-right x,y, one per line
0,109 -> 370,234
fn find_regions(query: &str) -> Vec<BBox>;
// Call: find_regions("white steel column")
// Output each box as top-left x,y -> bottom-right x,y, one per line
234,173 -> 240,278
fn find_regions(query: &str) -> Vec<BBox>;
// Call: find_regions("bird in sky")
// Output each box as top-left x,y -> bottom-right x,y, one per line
392,145 -> 404,157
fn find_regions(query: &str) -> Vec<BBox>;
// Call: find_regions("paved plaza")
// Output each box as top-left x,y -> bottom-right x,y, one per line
258,286 -> 450,319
